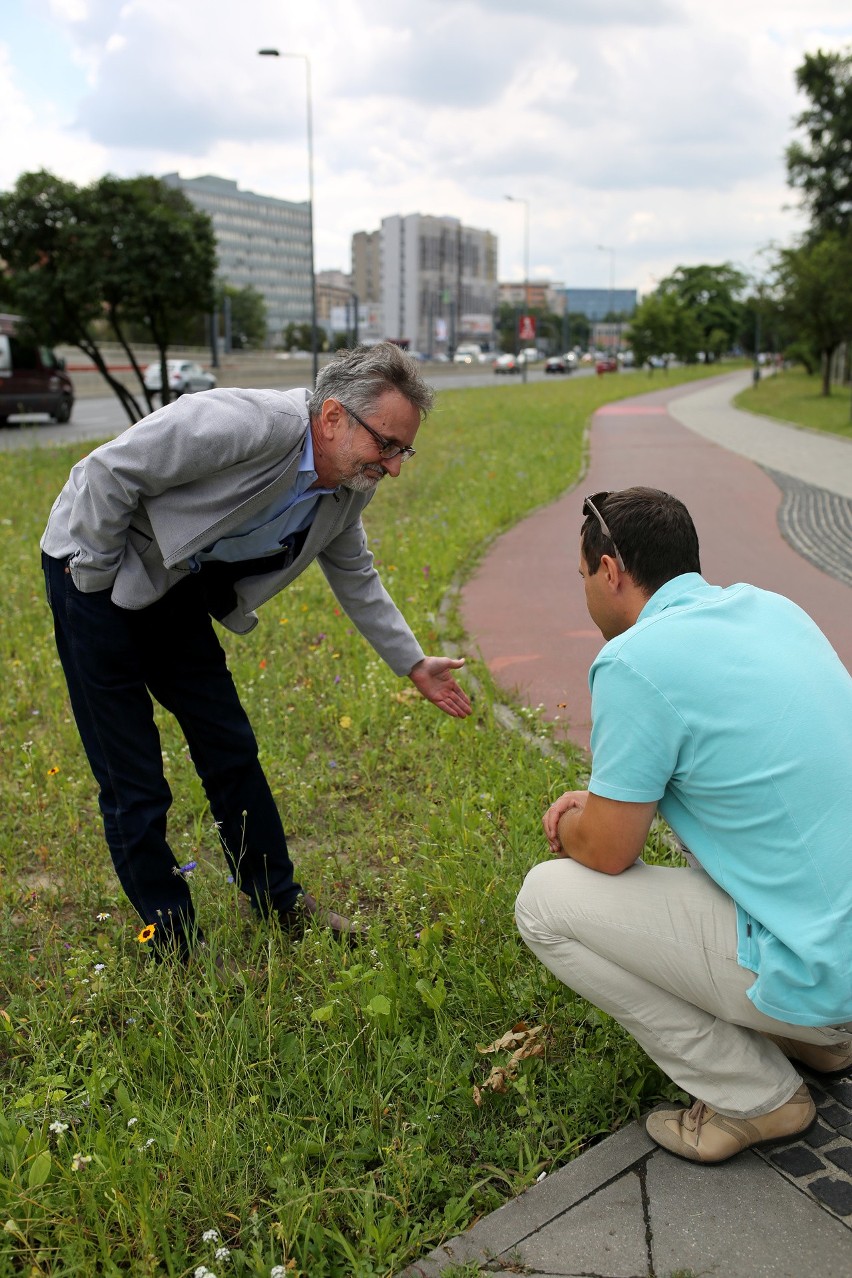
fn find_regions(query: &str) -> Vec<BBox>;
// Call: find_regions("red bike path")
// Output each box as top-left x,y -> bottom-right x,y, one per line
460,371 -> 852,752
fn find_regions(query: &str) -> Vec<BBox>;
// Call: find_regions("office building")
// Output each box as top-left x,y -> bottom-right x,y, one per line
351,231 -> 382,305
161,173 -> 312,342
351,214 -> 497,353
553,287 -> 637,321
499,281 -> 566,312
315,270 -> 352,328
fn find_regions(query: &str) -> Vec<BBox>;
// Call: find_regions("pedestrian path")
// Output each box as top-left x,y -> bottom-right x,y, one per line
401,371 -> 852,1277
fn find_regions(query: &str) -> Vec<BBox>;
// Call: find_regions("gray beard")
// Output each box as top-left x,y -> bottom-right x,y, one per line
342,468 -> 383,493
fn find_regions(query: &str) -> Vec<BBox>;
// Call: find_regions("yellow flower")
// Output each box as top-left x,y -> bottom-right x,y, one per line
136,924 -> 157,944
47,766 -> 60,776
339,715 -> 352,729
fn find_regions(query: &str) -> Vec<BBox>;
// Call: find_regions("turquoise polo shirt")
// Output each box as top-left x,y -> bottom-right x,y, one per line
588,573 -> 852,1027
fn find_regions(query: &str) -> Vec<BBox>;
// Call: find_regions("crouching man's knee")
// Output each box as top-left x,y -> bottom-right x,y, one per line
515,857 -> 585,949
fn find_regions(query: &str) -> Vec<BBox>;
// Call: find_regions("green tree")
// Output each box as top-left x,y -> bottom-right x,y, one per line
774,231 -> 852,395
627,292 -> 702,366
0,170 -> 216,424
218,283 -> 267,349
282,321 -> 324,352
786,48 -> 852,234
657,264 -> 746,361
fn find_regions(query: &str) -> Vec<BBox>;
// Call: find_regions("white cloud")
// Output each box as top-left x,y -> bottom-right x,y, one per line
3,0 -> 850,287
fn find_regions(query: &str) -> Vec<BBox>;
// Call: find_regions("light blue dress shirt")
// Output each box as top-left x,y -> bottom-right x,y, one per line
195,428 -> 335,563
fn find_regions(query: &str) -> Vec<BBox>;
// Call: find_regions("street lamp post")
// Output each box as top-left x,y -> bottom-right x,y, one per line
597,244 -> 616,354
506,194 -> 529,383
258,48 -> 318,386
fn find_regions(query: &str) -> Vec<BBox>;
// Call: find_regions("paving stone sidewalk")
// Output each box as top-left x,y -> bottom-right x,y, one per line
401,372 -> 852,1277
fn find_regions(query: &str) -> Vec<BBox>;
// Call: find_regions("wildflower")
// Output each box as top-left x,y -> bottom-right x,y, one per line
49,1120 -> 69,1135
334,675 -> 341,684
202,1230 -> 220,1244
328,760 -> 337,769
93,963 -> 105,973
271,1268 -> 287,1278
214,1247 -> 230,1263
126,1017 -> 136,1025
96,912 -> 111,921
71,1153 -> 92,1171
47,766 -> 60,776
259,659 -> 267,670
339,715 -> 352,729
174,860 -> 197,877
127,1118 -> 138,1128
195,1268 -> 215,1278
137,924 -> 156,944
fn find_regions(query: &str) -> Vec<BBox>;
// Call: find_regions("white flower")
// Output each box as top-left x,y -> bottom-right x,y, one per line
145,1138 -> 155,1147
71,1153 -> 92,1171
49,1120 -> 69,1135
93,963 -> 105,973
214,1247 -> 230,1263
271,1268 -> 287,1278
194,1267 -> 213,1278
96,912 -> 111,921
127,1117 -> 138,1128
201,1230 -> 220,1244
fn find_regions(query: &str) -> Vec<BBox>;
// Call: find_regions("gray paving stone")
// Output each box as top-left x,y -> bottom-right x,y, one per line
826,1146 -> 852,1176
804,1121 -> 838,1149
768,1145 -> 825,1176
809,1176 -> 852,1217
506,1173 -> 648,1277
646,1150 -> 852,1277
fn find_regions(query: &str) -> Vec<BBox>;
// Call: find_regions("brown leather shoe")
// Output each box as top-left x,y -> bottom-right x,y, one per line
645,1083 -> 816,1164
765,1034 -> 852,1075
277,893 -> 361,945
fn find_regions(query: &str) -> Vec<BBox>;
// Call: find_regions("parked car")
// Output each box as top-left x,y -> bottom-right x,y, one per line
595,357 -> 619,375
143,360 -> 217,399
453,344 -> 487,365
493,353 -> 524,375
0,314 -> 74,426
545,354 -> 574,375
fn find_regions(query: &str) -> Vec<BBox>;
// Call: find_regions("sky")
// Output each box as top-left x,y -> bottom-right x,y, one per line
3,0 -> 851,296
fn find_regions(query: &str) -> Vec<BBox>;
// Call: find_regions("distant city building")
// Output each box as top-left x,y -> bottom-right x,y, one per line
329,301 -> 384,344
315,269 -> 352,328
499,281 -> 566,312
554,287 -> 637,321
351,230 -> 382,305
592,321 -> 629,351
161,173 -> 312,342
354,214 -> 497,353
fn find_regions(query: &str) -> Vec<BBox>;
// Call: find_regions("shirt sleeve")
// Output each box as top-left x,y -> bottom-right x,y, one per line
588,654 -> 694,803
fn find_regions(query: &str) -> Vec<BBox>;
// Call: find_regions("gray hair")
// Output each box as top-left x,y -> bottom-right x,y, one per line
308,342 -> 434,420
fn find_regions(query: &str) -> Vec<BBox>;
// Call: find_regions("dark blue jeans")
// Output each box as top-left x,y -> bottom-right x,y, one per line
43,554 -> 301,954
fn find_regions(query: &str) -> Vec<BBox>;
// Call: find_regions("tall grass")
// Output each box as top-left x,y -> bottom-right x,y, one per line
2,367 -> 721,1277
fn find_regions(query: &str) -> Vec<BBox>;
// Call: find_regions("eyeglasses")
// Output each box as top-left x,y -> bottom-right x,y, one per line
340,402 -> 416,462
583,492 -> 626,571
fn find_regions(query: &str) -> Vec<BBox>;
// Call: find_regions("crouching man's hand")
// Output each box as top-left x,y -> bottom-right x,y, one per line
543,790 -> 589,855
409,656 -> 472,718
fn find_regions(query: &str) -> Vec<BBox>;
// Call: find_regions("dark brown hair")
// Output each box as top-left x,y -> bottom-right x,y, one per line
582,487 -> 701,595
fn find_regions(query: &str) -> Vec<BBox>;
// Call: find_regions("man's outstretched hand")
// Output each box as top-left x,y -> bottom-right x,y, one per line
409,657 -> 472,718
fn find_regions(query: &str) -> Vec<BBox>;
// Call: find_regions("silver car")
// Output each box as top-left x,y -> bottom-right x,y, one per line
143,360 -> 217,398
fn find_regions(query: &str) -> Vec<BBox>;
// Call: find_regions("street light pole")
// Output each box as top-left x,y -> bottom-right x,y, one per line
506,194 -> 529,383
597,244 -> 615,354
258,48 -> 318,386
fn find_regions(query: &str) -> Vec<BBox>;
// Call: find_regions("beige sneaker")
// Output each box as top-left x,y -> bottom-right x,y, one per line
765,1034 -> 852,1075
645,1083 -> 816,1164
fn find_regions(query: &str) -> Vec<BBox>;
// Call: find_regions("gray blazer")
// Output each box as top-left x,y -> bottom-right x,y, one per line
41,387 -> 425,676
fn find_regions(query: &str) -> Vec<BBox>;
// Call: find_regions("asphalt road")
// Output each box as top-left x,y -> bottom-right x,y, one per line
0,364 -> 599,452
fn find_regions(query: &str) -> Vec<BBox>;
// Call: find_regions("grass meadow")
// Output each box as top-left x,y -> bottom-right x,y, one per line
736,364 -> 852,440
2,365 -> 723,1277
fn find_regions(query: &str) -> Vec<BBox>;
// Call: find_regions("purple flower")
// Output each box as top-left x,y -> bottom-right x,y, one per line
329,760 -> 337,769
334,675 -> 341,684
179,861 -> 197,876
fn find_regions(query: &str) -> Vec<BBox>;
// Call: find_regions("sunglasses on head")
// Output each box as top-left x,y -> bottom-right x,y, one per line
582,492 -> 626,571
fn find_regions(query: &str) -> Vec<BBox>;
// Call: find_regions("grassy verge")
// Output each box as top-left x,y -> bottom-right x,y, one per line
2,364 -> 726,1277
735,365 -> 852,441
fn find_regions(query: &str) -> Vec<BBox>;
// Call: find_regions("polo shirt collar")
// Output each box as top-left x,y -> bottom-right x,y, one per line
637,573 -> 707,623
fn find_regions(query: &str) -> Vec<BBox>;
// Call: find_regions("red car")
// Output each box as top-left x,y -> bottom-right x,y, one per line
595,357 -> 618,375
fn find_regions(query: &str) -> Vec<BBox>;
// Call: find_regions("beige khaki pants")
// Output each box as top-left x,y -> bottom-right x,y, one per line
515,858 -> 851,1118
